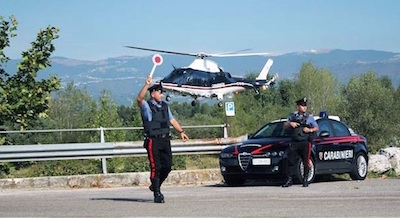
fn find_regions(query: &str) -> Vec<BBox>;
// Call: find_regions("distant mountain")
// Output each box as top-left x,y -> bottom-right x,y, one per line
3,49 -> 400,105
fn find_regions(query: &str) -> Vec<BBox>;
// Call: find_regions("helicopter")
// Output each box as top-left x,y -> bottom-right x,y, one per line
126,46 -> 278,107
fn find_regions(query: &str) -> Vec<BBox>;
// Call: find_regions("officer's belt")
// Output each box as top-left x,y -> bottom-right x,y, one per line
149,134 -> 170,138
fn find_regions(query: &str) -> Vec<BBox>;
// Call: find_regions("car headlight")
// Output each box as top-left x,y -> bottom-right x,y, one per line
220,153 -> 233,158
279,151 -> 285,157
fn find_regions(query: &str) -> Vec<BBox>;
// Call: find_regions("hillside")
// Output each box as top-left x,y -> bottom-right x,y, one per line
3,49 -> 400,105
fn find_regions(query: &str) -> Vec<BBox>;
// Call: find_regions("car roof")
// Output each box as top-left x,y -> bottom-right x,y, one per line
271,115 -> 340,123
270,115 -> 357,135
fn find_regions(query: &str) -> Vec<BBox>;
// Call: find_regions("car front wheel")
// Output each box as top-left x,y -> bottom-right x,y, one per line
350,152 -> 368,180
295,158 -> 315,183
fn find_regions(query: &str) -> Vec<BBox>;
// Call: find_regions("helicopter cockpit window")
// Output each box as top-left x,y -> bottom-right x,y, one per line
163,69 -> 214,87
163,69 -> 189,86
211,72 -> 230,84
186,73 -> 193,83
162,69 -> 181,82
189,70 -> 211,87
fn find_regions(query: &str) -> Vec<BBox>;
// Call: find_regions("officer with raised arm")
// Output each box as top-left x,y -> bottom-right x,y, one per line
137,76 -> 189,203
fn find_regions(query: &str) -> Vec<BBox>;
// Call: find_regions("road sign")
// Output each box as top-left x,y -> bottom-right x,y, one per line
152,54 -> 163,66
225,102 -> 235,116
149,54 -> 163,78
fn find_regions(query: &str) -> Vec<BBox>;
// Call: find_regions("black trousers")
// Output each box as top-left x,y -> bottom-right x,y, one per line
286,140 -> 311,179
144,137 -> 172,190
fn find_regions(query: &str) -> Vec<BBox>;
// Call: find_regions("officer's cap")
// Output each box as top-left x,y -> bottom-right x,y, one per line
296,97 -> 308,106
148,84 -> 163,93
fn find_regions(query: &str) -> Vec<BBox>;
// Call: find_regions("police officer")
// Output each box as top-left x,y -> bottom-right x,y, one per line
137,76 -> 189,203
282,97 -> 319,188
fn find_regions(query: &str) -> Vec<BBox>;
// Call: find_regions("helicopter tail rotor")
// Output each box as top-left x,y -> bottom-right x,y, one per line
263,73 -> 279,89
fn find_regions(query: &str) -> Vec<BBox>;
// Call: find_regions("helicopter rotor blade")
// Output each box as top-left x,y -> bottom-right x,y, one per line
125,45 -> 271,58
210,52 -> 272,57
125,46 -> 198,57
213,48 -> 252,55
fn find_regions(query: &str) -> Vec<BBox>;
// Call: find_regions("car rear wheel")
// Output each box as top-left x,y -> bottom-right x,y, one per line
350,152 -> 368,180
295,158 -> 315,183
223,175 -> 246,186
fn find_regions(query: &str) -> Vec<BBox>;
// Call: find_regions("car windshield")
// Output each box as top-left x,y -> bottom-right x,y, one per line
251,121 -> 290,139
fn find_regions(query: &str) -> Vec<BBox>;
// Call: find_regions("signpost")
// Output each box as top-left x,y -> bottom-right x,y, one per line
225,102 -> 235,137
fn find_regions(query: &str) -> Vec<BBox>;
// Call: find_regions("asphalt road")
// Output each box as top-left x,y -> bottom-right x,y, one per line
0,178 -> 399,217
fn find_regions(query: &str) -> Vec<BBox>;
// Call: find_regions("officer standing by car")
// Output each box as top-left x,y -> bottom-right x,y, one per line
137,76 -> 189,203
282,97 -> 319,188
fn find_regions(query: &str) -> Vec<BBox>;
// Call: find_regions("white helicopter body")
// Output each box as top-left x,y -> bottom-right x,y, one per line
126,46 -> 278,106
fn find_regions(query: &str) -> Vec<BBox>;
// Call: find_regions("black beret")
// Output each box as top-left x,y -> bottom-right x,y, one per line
296,97 -> 308,106
148,84 -> 163,93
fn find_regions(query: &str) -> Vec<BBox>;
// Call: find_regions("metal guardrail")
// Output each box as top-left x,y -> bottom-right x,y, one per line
0,125 -> 242,174
0,124 -> 228,137
0,137 -> 247,174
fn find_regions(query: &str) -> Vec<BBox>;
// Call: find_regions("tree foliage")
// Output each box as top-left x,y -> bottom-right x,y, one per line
338,71 -> 399,152
92,90 -> 126,142
0,16 -> 60,130
45,83 -> 98,143
295,62 -> 340,114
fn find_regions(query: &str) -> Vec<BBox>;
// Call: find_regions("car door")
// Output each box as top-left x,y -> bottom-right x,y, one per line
314,119 -> 354,173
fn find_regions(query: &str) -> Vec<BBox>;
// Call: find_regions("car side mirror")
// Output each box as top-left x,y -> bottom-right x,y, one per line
319,131 -> 330,138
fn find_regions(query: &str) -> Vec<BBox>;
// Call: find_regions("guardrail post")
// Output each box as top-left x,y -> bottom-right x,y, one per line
223,123 -> 228,138
100,126 -> 108,174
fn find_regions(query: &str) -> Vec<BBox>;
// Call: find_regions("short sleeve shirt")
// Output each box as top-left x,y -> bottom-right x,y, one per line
286,112 -> 319,128
140,99 -> 174,121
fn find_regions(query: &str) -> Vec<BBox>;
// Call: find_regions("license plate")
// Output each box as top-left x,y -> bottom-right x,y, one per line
252,158 -> 271,165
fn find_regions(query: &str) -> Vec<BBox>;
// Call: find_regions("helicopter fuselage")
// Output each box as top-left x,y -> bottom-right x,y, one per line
160,68 -> 258,100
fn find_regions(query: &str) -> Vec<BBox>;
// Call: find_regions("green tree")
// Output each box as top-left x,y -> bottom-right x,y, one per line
339,71 -> 398,152
92,90 -> 125,142
0,15 -> 60,130
44,83 -> 97,143
277,79 -> 297,107
228,79 -> 289,137
117,105 -> 143,141
295,62 -> 340,114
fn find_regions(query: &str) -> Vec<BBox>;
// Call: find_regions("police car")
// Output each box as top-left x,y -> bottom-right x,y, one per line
219,112 -> 368,186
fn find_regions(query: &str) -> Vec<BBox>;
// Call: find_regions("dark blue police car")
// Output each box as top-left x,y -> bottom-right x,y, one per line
219,113 -> 368,186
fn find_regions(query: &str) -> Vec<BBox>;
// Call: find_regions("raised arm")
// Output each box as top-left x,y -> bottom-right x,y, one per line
137,77 -> 152,106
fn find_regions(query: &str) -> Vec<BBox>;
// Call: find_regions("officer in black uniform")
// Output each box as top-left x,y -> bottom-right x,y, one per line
282,97 -> 318,188
137,76 -> 189,203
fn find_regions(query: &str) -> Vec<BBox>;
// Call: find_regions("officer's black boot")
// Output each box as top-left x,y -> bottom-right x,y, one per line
282,177 -> 293,188
151,179 -> 164,203
154,191 -> 164,203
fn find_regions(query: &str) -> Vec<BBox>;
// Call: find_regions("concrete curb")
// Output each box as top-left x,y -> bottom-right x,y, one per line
0,169 -> 223,190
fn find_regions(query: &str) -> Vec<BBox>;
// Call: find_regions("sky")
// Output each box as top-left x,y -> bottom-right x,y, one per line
1,0 -> 400,61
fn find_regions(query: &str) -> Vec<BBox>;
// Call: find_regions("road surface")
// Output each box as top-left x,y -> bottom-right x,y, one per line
0,178 -> 399,217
